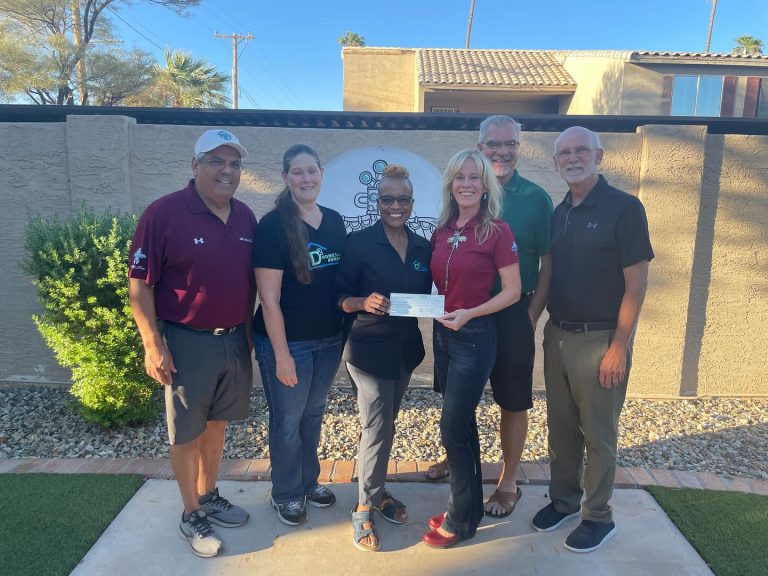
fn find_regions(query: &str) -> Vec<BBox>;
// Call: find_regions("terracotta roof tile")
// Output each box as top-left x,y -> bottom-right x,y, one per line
417,49 -> 576,88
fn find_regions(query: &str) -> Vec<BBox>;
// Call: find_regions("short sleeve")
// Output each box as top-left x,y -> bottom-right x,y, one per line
128,203 -> 166,285
492,221 -> 520,270
617,198 -> 654,268
252,213 -> 288,270
535,190 -> 555,256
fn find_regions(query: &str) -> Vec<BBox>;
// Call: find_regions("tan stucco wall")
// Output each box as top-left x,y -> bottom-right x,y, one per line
620,64 -> 666,115
555,54 -> 626,115
1,115 -> 766,397
342,48 -> 417,112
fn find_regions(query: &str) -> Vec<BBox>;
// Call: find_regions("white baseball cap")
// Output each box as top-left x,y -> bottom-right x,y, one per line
194,129 -> 248,158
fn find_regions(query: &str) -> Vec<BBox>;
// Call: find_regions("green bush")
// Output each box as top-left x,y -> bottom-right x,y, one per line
22,206 -> 160,428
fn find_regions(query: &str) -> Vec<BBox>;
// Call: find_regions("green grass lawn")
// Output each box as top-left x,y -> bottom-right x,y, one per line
648,486 -> 768,576
0,473 -> 144,576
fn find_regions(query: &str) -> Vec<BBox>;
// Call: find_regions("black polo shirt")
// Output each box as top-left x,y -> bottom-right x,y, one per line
548,175 -> 654,323
336,220 -> 433,379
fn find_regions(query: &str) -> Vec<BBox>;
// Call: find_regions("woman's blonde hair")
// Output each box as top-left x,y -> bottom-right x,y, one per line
437,149 -> 503,244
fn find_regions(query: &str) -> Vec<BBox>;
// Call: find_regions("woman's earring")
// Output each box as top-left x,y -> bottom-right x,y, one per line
482,192 -> 488,201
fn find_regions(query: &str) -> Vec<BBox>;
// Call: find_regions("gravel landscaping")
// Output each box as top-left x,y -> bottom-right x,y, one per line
1,386 -> 766,480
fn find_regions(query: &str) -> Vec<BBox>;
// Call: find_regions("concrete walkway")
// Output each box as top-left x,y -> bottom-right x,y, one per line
71,480 -> 713,576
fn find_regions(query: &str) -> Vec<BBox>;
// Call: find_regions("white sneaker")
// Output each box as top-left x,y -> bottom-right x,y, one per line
178,510 -> 222,558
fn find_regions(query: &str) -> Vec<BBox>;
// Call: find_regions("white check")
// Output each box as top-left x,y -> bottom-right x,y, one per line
389,293 -> 445,318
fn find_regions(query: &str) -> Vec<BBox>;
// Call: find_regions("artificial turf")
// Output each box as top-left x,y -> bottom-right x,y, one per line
0,473 -> 144,576
647,486 -> 768,576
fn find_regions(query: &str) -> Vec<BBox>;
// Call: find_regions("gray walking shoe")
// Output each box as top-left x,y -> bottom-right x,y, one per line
199,487 -> 250,527
306,484 -> 336,508
178,510 -> 222,558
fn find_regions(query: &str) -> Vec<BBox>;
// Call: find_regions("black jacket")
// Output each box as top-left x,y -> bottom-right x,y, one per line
336,221 -> 433,378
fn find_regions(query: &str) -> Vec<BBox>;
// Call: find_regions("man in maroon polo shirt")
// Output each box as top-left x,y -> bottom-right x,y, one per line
128,129 -> 257,558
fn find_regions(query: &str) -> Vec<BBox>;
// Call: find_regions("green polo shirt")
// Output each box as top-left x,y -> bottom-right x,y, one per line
496,170 -> 554,294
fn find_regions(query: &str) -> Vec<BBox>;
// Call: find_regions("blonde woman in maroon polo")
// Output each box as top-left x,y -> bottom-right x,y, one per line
423,149 -> 521,548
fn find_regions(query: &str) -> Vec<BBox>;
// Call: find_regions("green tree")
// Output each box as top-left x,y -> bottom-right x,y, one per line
733,35 -> 764,55
147,48 -> 230,108
338,31 -> 365,47
87,48 -> 155,106
0,0 -> 199,105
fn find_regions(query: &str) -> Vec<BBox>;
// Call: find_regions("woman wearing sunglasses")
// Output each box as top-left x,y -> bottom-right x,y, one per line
336,165 -> 433,551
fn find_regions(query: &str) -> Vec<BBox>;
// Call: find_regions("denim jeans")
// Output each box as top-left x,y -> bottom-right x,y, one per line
433,316 -> 496,538
255,332 -> 342,503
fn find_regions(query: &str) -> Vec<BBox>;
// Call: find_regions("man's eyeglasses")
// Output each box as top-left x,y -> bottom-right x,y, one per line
482,140 -> 520,151
203,158 -> 245,171
555,147 -> 594,161
378,196 -> 414,207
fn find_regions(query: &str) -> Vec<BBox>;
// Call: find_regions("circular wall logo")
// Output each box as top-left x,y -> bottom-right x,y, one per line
320,147 -> 441,239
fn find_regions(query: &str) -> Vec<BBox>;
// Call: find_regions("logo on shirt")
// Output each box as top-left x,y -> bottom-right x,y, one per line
511,241 -> 519,253
308,242 -> 341,270
131,248 -> 147,270
193,237 -> 205,244
239,236 -> 253,243
587,222 -> 599,230
413,259 -> 429,272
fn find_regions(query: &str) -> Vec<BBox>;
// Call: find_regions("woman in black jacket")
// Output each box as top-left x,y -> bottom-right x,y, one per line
336,165 -> 432,552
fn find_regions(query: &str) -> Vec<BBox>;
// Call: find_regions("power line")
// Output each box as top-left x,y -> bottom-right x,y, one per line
107,6 -> 165,50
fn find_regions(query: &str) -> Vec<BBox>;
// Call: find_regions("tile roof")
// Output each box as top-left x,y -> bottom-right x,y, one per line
417,49 -> 576,89
632,50 -> 768,61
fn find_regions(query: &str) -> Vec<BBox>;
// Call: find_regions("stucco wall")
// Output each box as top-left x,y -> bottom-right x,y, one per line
342,48 -> 417,112
1,115 -> 766,397
556,54 -> 626,115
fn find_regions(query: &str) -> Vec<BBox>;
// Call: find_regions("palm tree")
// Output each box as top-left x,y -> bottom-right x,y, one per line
705,0 -> 718,52
733,35 -> 764,55
466,0 -> 475,49
338,31 -> 365,47
153,49 -> 230,108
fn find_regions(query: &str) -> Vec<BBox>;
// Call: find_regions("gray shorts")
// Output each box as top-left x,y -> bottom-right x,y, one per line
162,322 -> 253,445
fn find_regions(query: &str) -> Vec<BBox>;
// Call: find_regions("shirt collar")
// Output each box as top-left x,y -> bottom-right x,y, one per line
564,174 -> 608,208
184,178 -> 237,216
502,169 -> 522,194
372,218 -> 418,250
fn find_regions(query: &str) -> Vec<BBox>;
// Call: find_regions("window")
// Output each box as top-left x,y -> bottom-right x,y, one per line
671,76 -> 724,117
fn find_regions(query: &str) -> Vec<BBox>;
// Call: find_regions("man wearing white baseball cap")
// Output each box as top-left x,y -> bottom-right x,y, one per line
129,128 -> 257,557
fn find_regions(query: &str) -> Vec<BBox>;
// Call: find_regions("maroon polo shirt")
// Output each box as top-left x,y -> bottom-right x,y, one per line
128,179 -> 257,329
430,216 -> 519,313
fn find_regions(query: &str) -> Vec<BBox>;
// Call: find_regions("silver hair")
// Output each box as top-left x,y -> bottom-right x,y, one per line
478,115 -> 522,143
553,127 -> 602,154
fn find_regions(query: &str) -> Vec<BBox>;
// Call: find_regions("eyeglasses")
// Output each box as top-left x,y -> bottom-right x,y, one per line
555,147 -> 594,161
203,158 -> 245,171
482,140 -> 520,151
378,196 -> 414,207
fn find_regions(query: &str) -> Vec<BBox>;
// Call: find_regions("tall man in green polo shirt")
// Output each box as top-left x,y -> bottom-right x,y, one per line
478,115 -> 554,517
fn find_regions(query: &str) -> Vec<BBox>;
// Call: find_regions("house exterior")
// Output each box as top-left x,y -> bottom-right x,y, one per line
342,47 -> 768,117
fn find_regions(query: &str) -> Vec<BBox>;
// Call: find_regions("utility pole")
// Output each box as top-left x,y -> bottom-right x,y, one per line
214,32 -> 254,109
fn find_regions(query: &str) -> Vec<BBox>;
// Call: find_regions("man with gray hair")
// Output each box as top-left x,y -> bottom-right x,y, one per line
128,129 -> 257,557
532,126 -> 653,552
477,115 -> 554,517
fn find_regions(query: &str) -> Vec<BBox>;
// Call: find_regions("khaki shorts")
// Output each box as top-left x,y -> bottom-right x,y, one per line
162,322 -> 253,445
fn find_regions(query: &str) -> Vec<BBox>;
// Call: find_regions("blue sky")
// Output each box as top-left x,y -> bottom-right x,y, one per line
111,0 -> 767,111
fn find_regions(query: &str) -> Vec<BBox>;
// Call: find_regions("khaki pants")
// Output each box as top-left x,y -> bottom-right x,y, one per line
542,319 -> 632,523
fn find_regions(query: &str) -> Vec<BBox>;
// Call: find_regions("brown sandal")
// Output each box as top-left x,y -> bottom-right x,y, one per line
424,459 -> 450,481
484,487 -> 522,518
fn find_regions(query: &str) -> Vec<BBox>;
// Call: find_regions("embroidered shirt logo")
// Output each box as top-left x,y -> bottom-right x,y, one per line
413,259 -> 429,272
587,222 -> 599,230
239,236 -> 253,243
193,237 -> 205,244
308,242 -> 341,269
131,248 -> 147,270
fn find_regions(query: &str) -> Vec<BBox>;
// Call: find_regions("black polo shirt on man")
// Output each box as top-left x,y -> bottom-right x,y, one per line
548,175 -> 654,323
336,220 -> 433,379
252,205 -> 346,341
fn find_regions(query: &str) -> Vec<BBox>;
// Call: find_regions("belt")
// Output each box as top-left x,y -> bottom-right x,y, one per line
167,322 -> 244,336
550,317 -> 616,334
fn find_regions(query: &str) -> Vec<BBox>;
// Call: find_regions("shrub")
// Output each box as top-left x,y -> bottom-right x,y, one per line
22,206 -> 160,428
